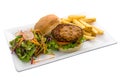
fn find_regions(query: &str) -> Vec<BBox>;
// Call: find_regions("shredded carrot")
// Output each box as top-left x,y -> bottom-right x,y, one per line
31,30 -> 48,57
18,37 -> 24,46
31,40 -> 40,45
31,38 -> 41,45
41,36 -> 47,54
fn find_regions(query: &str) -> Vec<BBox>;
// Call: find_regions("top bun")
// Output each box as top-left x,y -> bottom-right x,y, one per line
34,14 -> 60,35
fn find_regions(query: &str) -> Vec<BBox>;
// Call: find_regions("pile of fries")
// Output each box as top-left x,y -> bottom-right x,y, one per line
60,15 -> 104,40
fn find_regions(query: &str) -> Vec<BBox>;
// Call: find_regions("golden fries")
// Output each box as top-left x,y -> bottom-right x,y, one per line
83,26 -> 92,32
60,18 -> 74,25
92,26 -> 104,35
83,35 -> 95,40
68,15 -> 86,20
83,30 -> 92,36
79,20 -> 92,27
60,14 -> 104,40
92,27 -> 98,35
72,19 -> 85,29
82,18 -> 96,24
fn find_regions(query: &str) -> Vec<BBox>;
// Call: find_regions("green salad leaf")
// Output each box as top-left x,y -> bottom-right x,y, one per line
46,40 -> 59,50
61,36 -> 86,49
10,36 -> 36,62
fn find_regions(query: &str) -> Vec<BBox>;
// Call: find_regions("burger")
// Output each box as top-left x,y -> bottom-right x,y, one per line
51,24 -> 84,52
34,14 -> 84,52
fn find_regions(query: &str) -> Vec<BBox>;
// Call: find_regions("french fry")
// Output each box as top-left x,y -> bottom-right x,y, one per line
83,26 -> 92,32
93,26 -> 104,35
68,15 -> 86,20
61,20 -> 70,24
82,18 -> 96,23
61,18 -> 72,22
72,19 -> 85,29
92,27 -> 98,35
91,31 -> 97,36
83,35 -> 95,40
79,20 -> 92,27
61,18 -> 74,25
83,30 -> 92,36
66,18 -> 73,22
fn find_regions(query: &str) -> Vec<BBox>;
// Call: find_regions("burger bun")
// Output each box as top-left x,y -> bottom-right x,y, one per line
34,14 -> 60,35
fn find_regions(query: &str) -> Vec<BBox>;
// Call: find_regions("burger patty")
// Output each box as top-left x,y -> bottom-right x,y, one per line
51,24 -> 83,42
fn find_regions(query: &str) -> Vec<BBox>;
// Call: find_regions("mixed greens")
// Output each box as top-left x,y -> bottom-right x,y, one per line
9,30 -> 57,63
10,36 -> 36,62
46,36 -> 59,50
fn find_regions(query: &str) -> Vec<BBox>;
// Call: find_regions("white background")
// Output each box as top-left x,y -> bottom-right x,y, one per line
0,0 -> 120,80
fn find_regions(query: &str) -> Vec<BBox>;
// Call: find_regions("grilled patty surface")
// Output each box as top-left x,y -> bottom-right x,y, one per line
51,24 -> 83,42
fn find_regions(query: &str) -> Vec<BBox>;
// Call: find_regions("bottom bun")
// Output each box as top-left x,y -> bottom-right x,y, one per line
59,44 -> 82,53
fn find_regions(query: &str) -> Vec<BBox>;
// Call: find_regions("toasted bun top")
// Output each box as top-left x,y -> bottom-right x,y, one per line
34,14 -> 60,35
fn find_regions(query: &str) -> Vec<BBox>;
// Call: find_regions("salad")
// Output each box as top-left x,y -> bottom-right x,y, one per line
10,30 -> 58,64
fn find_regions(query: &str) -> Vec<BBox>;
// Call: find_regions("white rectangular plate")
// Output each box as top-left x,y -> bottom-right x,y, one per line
5,24 -> 117,72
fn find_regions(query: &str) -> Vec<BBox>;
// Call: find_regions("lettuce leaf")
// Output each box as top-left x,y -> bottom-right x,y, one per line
46,40 -> 59,50
10,37 -> 36,62
61,36 -> 86,49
